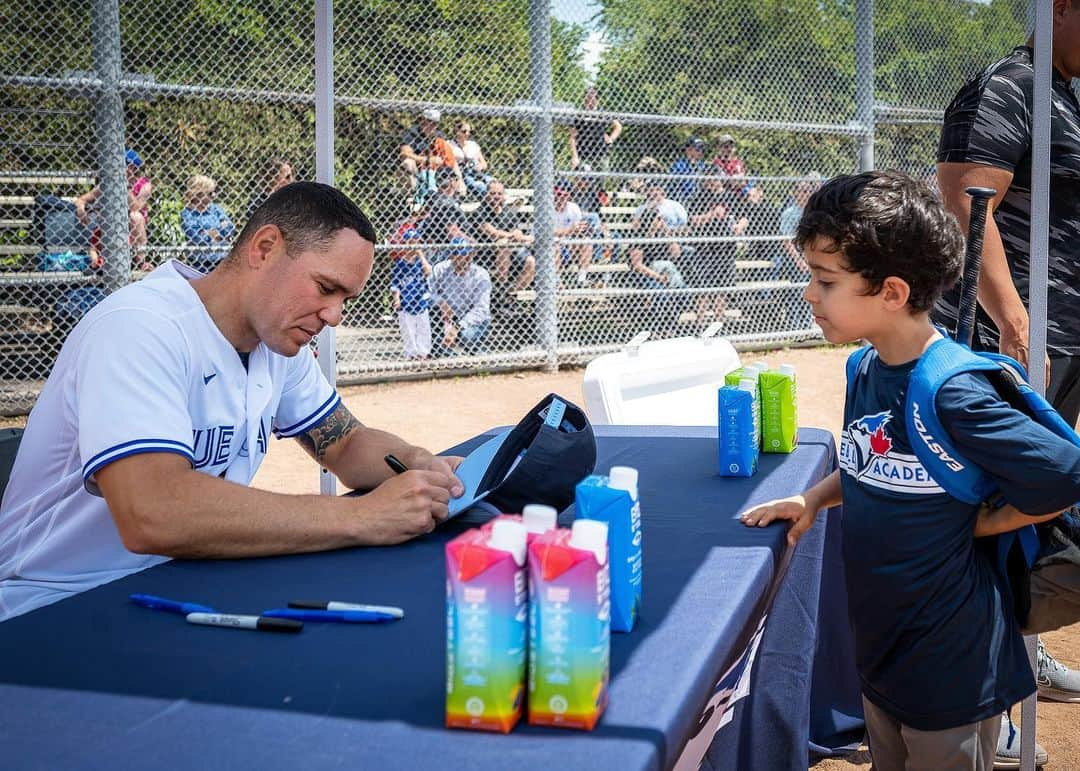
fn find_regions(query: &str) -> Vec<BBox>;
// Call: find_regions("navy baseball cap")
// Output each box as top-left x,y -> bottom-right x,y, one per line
449,236 -> 472,255
685,136 -> 706,151
401,227 -> 420,241
125,148 -> 143,167
477,394 -> 597,515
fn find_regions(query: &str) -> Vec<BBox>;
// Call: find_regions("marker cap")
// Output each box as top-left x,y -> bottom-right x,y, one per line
570,519 -> 608,565
488,519 -> 528,566
522,504 -> 558,534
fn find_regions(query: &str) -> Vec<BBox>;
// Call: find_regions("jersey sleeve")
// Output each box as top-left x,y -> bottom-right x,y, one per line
939,373 -> 1080,514
76,308 -> 195,494
271,348 -> 339,439
937,64 -> 1031,172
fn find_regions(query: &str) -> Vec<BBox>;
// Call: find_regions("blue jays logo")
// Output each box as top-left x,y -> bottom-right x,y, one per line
840,410 -> 944,495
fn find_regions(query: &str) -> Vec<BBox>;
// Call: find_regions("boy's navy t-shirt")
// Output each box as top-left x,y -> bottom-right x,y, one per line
840,347 -> 1080,730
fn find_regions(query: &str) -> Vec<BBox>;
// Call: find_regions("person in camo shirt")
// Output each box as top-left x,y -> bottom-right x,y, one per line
931,1 -> 1080,764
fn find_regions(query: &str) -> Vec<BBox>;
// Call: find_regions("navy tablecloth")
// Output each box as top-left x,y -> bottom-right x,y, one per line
0,426 -> 861,770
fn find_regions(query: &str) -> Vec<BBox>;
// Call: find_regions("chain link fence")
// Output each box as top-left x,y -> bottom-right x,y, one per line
1,0 -> 1034,415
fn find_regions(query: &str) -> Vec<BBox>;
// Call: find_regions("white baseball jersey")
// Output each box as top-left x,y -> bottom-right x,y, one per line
0,260 -> 338,621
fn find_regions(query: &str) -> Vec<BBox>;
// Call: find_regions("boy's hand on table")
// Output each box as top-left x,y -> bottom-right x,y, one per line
739,494 -> 817,546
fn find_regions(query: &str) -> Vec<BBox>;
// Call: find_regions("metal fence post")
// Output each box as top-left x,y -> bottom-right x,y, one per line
90,0 -> 129,292
855,0 -> 874,173
529,0 -> 557,372
1020,4 -> 1052,767
315,0 -> 338,496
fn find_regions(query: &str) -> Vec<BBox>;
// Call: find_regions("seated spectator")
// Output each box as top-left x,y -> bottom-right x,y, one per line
389,227 -> 433,359
74,147 -> 152,270
669,136 -> 707,203
180,174 -> 235,270
777,177 -> 817,329
777,178 -> 818,280
399,108 -> 458,205
686,169 -> 739,321
422,168 -> 471,262
624,156 -> 663,196
711,134 -> 747,184
627,184 -> 688,288
573,167 -> 614,262
245,157 -> 295,222
450,121 -> 492,199
553,180 -> 596,286
430,237 -> 492,356
470,179 -> 536,300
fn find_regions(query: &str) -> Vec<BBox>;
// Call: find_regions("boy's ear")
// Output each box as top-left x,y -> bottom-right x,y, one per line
879,276 -> 911,310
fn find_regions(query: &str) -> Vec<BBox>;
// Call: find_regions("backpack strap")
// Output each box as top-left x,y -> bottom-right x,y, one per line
845,345 -> 874,406
906,338 -> 1001,504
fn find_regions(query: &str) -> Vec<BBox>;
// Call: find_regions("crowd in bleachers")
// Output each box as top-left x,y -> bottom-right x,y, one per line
388,91 -> 822,358
12,86 -> 822,361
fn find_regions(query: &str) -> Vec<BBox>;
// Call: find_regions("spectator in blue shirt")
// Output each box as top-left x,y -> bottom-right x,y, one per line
669,136 -> 706,203
180,174 -> 235,270
740,170 -> 1080,771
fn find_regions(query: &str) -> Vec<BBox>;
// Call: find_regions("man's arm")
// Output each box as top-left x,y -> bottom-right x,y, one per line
94,450 -> 457,558
293,401 -> 462,493
479,221 -> 510,241
606,120 -> 622,145
568,126 -> 579,168
936,162 -> 1032,368
74,186 -> 101,224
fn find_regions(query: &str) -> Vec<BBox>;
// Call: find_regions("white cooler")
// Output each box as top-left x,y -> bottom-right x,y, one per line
582,326 -> 741,426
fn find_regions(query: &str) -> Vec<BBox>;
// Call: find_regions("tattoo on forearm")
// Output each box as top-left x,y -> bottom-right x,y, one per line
296,404 -> 361,462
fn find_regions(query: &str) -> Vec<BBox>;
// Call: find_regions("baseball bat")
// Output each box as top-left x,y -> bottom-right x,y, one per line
955,186 -> 997,347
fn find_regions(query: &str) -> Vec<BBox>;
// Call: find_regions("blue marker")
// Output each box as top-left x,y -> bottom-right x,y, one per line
130,593 -> 215,615
262,608 -> 399,624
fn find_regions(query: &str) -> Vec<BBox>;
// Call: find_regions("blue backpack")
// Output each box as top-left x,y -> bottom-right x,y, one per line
846,337 -> 1079,588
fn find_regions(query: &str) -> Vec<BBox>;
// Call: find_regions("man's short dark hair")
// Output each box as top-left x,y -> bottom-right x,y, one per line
795,170 -> 964,312
233,181 -> 376,259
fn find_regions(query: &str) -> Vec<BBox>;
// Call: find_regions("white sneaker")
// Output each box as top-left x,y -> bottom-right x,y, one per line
1037,637 -> 1080,702
994,714 -> 1048,769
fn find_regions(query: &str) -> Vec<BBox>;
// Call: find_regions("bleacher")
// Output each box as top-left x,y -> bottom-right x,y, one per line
454,185 -> 796,344
0,171 -> 99,378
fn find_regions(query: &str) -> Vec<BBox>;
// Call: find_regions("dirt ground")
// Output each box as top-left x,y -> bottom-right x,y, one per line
5,344 -> 1078,766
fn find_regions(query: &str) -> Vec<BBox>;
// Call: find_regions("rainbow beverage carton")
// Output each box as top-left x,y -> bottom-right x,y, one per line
481,504 -> 559,546
717,381 -> 758,477
528,520 -> 611,730
574,467 -> 642,632
445,520 -> 528,732
760,363 -> 798,453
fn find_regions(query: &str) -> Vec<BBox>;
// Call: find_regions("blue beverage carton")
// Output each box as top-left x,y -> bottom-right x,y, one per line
574,467 -> 642,633
718,384 -> 758,477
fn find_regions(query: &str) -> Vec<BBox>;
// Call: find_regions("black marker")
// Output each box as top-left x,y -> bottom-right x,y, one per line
185,612 -> 302,634
384,454 -> 409,474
